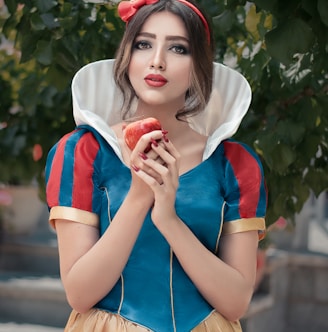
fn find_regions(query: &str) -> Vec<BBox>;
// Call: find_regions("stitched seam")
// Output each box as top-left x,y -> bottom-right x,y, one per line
118,274 -> 124,314
215,202 -> 225,255
103,187 -> 124,315
170,249 -> 177,332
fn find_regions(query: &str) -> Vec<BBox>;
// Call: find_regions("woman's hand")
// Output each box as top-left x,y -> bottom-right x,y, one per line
131,132 -> 181,230
125,129 -> 165,205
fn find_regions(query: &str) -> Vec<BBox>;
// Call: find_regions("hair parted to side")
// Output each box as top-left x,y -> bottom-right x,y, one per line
114,0 -> 214,121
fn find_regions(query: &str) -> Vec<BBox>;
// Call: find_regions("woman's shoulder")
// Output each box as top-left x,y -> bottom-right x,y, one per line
222,139 -> 261,163
47,126 -> 108,167
213,139 -> 265,177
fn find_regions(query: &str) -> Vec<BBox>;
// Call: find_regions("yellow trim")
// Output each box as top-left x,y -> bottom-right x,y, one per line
118,274 -> 124,314
215,202 -> 225,255
170,249 -> 177,332
103,186 -> 112,223
222,218 -> 266,240
49,206 -> 99,230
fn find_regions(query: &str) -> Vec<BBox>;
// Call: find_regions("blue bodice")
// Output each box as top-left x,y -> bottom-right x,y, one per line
93,130 -> 225,331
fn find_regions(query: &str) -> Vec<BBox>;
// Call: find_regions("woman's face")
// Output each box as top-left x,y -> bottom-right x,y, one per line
128,11 -> 193,111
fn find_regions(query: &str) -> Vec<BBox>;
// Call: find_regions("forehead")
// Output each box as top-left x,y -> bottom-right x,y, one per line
140,11 -> 188,38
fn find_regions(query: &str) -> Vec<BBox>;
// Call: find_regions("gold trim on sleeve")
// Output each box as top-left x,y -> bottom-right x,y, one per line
222,218 -> 266,240
49,206 -> 99,230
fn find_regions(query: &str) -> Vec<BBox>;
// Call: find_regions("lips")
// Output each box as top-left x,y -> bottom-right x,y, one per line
144,74 -> 168,87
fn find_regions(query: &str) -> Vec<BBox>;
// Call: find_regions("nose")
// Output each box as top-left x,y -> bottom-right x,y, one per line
149,48 -> 166,71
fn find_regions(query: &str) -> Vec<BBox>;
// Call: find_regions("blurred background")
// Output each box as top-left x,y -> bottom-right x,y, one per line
0,0 -> 327,331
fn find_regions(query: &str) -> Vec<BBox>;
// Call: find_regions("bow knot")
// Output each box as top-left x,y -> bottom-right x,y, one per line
117,0 -> 210,44
118,0 -> 159,22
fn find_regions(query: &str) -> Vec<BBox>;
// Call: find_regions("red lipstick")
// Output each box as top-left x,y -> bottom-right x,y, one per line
144,74 -> 168,87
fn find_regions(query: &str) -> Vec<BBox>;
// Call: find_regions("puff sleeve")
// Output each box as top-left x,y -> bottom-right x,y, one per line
45,128 -> 102,229
222,140 -> 267,240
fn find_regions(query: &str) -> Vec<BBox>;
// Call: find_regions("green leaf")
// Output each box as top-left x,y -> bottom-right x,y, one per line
57,15 -> 78,30
301,134 -> 321,159
302,0 -> 317,17
213,10 -> 234,32
253,0 -> 278,12
291,179 -> 311,211
46,64 -> 71,91
265,18 -> 315,65
4,0 -> 18,15
296,97 -> 322,130
272,193 -> 288,216
60,2 -> 73,16
318,0 -> 328,27
20,33 -> 40,63
304,169 -> 328,196
270,143 -> 297,174
30,12 -> 46,31
35,0 -> 58,13
40,86 -> 57,108
276,121 -> 306,146
226,0 -> 246,9
40,13 -> 60,29
35,40 -> 53,66
18,75 -> 40,114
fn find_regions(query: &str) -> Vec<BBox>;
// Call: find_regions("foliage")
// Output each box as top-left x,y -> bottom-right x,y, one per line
203,0 -> 328,225
0,0 -> 124,195
0,0 -> 327,225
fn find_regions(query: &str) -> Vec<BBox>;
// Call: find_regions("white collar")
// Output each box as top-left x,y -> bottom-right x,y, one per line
72,59 -> 251,160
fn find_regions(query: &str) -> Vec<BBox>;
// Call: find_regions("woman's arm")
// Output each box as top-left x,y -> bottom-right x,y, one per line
55,187 -> 152,313
158,220 -> 258,322
52,131 -> 169,313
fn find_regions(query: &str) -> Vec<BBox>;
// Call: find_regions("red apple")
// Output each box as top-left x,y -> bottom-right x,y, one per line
124,117 -> 162,151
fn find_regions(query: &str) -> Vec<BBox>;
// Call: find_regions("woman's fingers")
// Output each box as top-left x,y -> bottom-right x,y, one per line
129,130 -> 167,173
129,130 -> 163,155
128,128 -> 181,190
134,140 -> 180,190
151,138 -> 180,184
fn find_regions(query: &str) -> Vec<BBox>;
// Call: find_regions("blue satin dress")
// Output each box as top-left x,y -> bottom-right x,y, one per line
46,124 -> 266,332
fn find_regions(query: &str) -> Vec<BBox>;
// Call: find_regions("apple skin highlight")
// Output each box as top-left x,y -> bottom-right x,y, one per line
124,117 -> 162,151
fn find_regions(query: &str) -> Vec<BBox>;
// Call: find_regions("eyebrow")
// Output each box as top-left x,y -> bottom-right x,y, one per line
137,32 -> 189,43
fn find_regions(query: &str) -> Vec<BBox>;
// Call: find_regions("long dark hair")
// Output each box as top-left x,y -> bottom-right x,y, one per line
114,0 -> 214,120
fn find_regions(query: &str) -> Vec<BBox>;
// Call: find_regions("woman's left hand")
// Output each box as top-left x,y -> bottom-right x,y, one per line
131,134 -> 181,229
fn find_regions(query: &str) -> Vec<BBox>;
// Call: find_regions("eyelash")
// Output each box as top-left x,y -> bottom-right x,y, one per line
133,40 -> 190,55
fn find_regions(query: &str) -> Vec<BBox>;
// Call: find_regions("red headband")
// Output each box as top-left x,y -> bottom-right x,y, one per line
118,0 -> 210,44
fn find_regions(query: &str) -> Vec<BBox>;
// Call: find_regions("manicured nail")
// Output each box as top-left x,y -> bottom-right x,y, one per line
150,138 -> 159,147
139,152 -> 148,160
131,164 -> 140,172
162,130 -> 169,142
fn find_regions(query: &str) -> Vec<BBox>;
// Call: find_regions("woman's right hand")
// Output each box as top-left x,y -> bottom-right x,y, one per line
127,129 -> 166,204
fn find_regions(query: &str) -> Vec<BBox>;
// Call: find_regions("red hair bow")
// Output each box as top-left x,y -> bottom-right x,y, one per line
117,0 -> 210,44
118,0 -> 159,22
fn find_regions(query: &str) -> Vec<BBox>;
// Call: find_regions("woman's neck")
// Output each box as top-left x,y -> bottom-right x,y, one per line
134,101 -> 185,128
135,111 -> 189,139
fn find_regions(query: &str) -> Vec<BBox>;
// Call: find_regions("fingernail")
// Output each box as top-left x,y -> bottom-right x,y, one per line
131,164 -> 140,172
151,138 -> 159,147
139,152 -> 148,160
162,130 -> 169,142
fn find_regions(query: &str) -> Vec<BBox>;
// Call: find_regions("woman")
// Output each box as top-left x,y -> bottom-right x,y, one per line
45,1 -> 267,331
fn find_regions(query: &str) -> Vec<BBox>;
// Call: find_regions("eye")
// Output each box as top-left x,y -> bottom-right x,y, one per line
170,44 -> 190,55
134,40 -> 151,50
